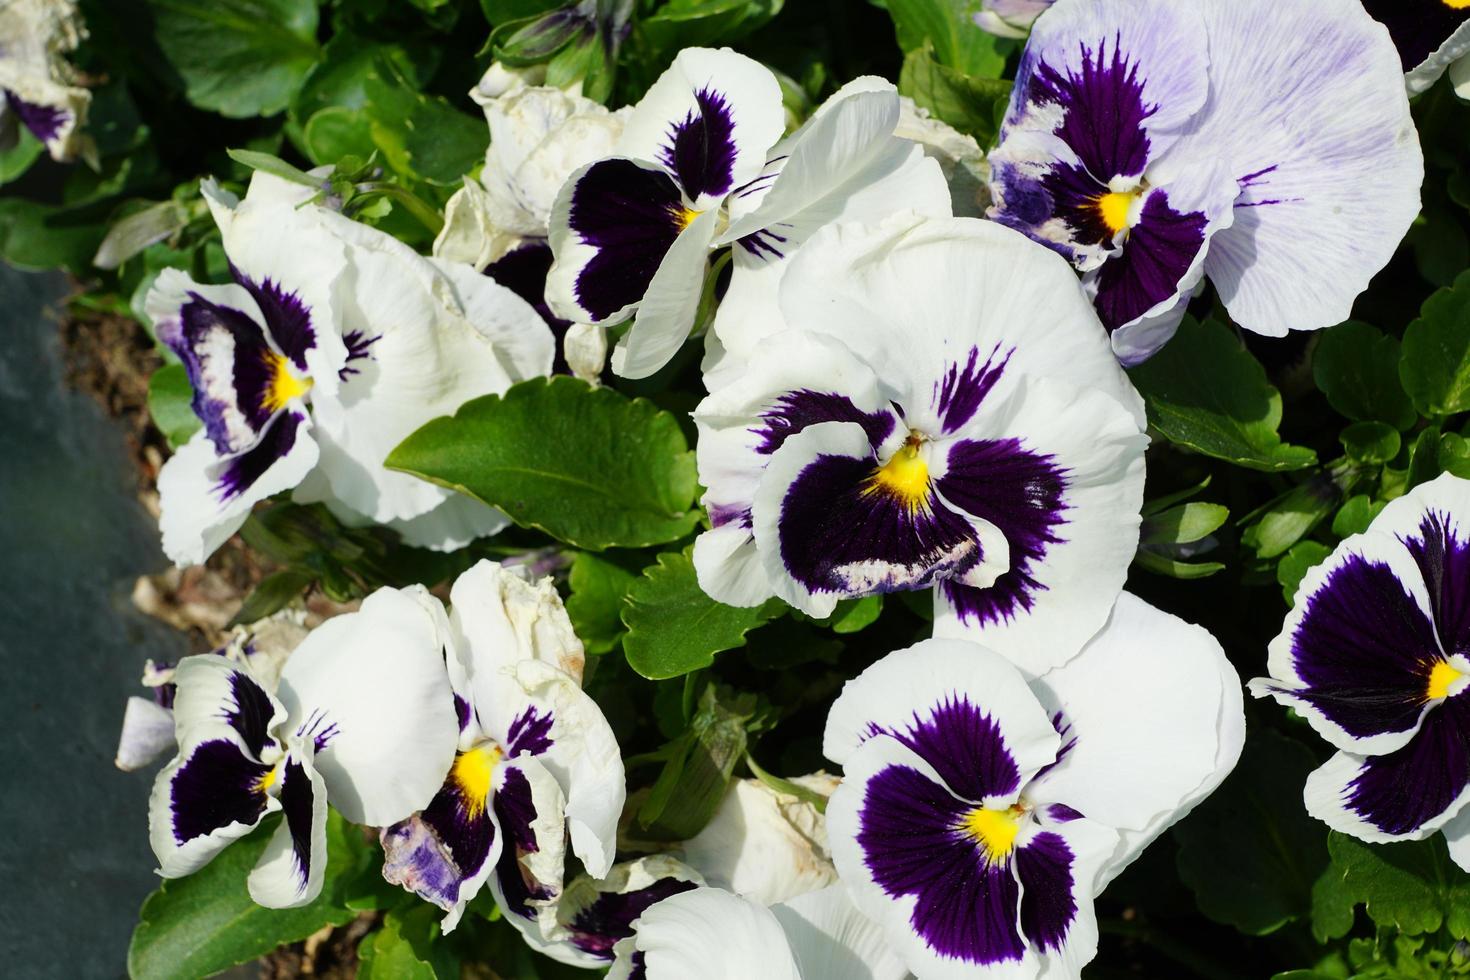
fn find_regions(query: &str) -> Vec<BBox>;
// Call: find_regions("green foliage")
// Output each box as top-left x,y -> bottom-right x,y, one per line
1316,834 -> 1470,940
1129,318 -> 1318,472
566,551 -> 641,654
898,43 -> 1011,146
622,550 -> 784,679
1278,540 -> 1333,605
387,377 -> 701,551
357,905 -> 461,979
1312,321 -> 1416,431
146,363 -> 202,450
128,812 -> 361,980
1401,270 -> 1470,418
144,0 -> 322,117
1175,731 -> 1328,935
884,0 -> 1010,77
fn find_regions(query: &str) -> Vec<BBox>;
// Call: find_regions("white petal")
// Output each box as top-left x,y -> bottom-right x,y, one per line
823,638 -> 1059,778
115,697 -> 178,772
1182,0 -> 1422,336
430,257 -> 557,383
450,559 -> 587,685
1443,807 -> 1470,874
609,208 -> 720,379
629,887 -> 803,980
617,47 -> 785,210
431,178 -> 525,270
1404,17 -> 1470,95
1304,746 -> 1470,845
1026,593 -> 1246,887
247,747 -> 328,908
773,883 -> 907,980
690,522 -> 774,608
276,585 -> 459,826
489,754 -> 570,931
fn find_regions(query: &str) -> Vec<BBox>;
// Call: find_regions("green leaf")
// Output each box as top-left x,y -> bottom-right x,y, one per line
128,812 -> 359,980
1242,478 -> 1341,560
1323,833 -> 1470,938
1141,501 -> 1230,547
1133,551 -> 1226,580
1175,731 -> 1330,935
357,905 -> 459,980
622,550 -> 783,680
1278,540 -> 1332,605
1401,270 -> 1470,417
0,127 -> 43,186
0,197 -> 114,273
898,43 -> 1011,146
93,200 -> 192,270
145,0 -> 322,117
365,66 -> 491,185
885,0 -> 1009,76
294,32 -> 435,122
1129,318 -> 1317,472
638,0 -> 785,56
1312,321 -> 1416,431
1331,494 -> 1386,538
828,594 -> 884,634
147,363 -> 203,449
226,148 -> 320,187
566,552 -> 640,654
387,377 -> 700,551
1407,427 -> 1444,492
228,569 -> 313,627
635,685 -> 758,840
1339,421 -> 1401,466
302,106 -> 377,166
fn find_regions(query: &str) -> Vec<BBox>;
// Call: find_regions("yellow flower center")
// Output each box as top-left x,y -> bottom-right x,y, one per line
1445,0 -> 1470,10
260,350 -> 312,414
669,204 -> 703,231
1095,190 -> 1137,236
959,805 -> 1023,864
865,436 -> 930,512
1427,660 -> 1464,701
452,743 -> 503,817
256,763 -> 280,795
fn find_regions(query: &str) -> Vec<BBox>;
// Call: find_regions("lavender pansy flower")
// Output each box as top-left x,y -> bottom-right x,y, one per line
987,0 -> 1423,364
147,587 -> 460,908
149,172 -> 555,565
694,213 -> 1146,672
605,884 -> 907,980
824,596 -> 1244,978
1361,0 -> 1470,97
380,560 -> 625,933
975,0 -> 1054,39
1250,473 -> 1470,870
546,48 -> 949,379
0,0 -> 90,162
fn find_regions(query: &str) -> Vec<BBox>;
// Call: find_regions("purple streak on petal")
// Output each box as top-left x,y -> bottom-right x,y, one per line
1267,551 -> 1444,740
493,765 -> 554,920
1027,33 -> 1154,183
4,89 -> 67,144
294,707 -> 340,754
934,345 -> 1012,435
660,87 -> 738,201
277,756 -> 316,894
1040,162 -> 1117,250
1015,831 -> 1077,953
858,763 -> 1026,965
1360,0 -> 1470,69
1045,803 -> 1084,823
1091,189 -> 1207,332
338,328 -> 381,381
506,706 -> 554,758
454,694 -> 473,733
568,877 -> 701,960
629,951 -> 648,980
754,389 -> 897,457
872,695 -> 1024,803
230,267 -> 317,371
937,437 -> 1068,628
214,409 -> 303,501
223,669 -> 276,757
1345,693 -> 1470,835
708,504 -> 752,529
736,227 -> 789,261
163,292 -> 277,455
568,159 -> 686,321
1402,510 -> 1470,658
1033,712 -> 1076,782
168,738 -> 271,844
778,453 -> 981,597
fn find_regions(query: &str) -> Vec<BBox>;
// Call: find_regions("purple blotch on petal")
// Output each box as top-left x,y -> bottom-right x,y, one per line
568,159 -> 686,321
214,409 -> 304,502
1015,831 -> 1077,953
661,87 -> 739,202
1402,510 -> 1470,658
568,877 -> 701,960
169,738 -> 271,844
223,669 -> 276,757
874,695 -> 1025,803
485,241 -> 574,374
277,757 -> 315,894
1028,34 -> 1154,184
1091,190 -> 1208,333
858,763 -> 1026,965
506,706 -> 554,758
1345,693 -> 1470,835
167,292 -> 277,455
492,765 -> 554,920
4,89 -> 67,144
934,345 -> 1012,435
754,389 -> 897,457
231,267 -> 317,371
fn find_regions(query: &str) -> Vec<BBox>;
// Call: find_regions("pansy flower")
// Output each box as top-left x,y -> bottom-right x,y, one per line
824,595 -> 1244,978
1361,0 -> 1470,97
0,0 -> 90,162
148,586 -> 460,907
380,560 -> 625,933
149,172 -> 555,565
694,213 -> 1146,670
987,0 -> 1422,363
1250,473 -> 1470,870
546,48 -> 948,379
606,884 -> 907,980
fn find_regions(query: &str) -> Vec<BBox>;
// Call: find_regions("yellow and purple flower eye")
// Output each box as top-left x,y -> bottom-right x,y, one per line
545,49 -> 950,380
1251,473 -> 1470,868
824,598 -> 1243,979
988,0 -> 1422,364
147,587 -> 460,908
379,561 -> 626,935
694,215 -> 1147,672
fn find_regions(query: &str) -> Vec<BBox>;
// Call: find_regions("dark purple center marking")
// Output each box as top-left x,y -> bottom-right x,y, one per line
1091,190 -> 1208,332
223,669 -> 276,757
230,266 -> 316,371
1015,831 -> 1078,952
493,765 -> 554,920
754,389 -> 897,456
568,877 -> 700,960
660,87 -> 738,202
169,738 -> 272,844
338,328 -> 381,381
567,159 -> 687,321
934,345 -> 1012,435
277,757 -> 315,893
169,292 -> 278,455
1027,33 -> 1154,185
1403,510 -> 1470,659
1345,691 -> 1470,835
214,409 -> 304,502
872,695 -> 1025,802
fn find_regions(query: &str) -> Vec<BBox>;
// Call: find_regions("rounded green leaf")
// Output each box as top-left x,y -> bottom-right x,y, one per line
1401,270 -> 1470,418
386,377 -> 701,551
1339,420 -> 1401,466
147,363 -> 202,450
1311,320 -> 1416,431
